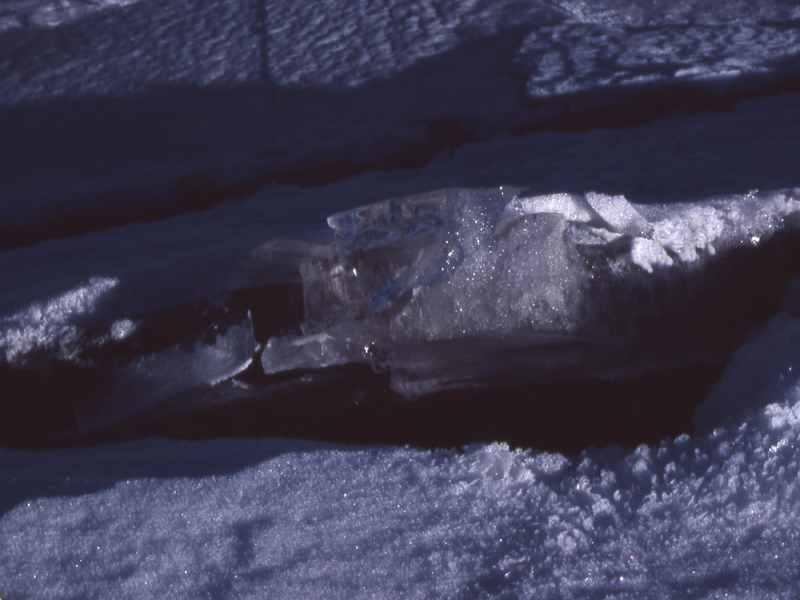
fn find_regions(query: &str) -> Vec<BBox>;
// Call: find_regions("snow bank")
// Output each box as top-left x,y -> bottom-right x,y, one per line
3,0 -> 800,247
3,393 -> 800,598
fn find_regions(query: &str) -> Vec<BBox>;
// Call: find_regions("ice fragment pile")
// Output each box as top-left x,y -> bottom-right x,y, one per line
261,187 -> 800,395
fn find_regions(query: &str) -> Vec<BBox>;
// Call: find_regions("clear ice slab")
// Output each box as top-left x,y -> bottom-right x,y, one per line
261,186 -> 800,396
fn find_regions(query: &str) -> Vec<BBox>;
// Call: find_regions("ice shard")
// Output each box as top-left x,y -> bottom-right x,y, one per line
75,314 -> 257,431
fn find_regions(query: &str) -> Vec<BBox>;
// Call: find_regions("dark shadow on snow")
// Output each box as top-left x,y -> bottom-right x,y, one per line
2,15 -> 800,249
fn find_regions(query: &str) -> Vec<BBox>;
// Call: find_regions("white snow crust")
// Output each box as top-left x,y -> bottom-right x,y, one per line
3,395 -> 800,599
516,21 -> 800,99
0,277 -> 120,365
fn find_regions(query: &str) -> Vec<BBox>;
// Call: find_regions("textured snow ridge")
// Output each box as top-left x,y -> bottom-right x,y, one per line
0,0 -> 139,32
265,0 -> 553,89
542,0 -> 800,26
0,277 -> 120,365
0,0 -> 262,104
261,187 -> 800,395
3,0 -> 797,103
3,0 -> 799,250
3,396 -> 800,599
516,22 -> 800,100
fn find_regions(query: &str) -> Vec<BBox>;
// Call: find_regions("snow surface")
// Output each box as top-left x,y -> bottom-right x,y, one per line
4,390 -> 800,599
3,0 -> 800,247
3,0 -> 800,597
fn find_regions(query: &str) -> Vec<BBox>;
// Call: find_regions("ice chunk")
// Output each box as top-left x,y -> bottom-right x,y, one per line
397,211 -> 581,341
76,315 -> 257,431
259,187 -> 800,396
585,192 -> 652,237
261,331 -> 357,375
327,190 -> 446,252
505,192 -> 594,223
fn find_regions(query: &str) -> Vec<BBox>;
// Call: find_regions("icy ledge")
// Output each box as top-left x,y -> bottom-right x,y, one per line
261,187 -> 800,395
3,186 -> 800,438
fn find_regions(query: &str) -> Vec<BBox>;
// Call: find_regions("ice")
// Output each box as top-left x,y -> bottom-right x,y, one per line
262,188 -> 595,391
504,192 -> 595,224
2,130 -> 799,434
75,315 -> 257,431
260,187 -> 800,395
261,332 -> 354,376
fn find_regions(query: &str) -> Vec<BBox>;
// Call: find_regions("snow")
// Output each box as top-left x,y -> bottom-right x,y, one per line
3,0 -> 800,597
695,309 -> 800,435
0,277 -> 120,365
4,398 -> 800,598
515,21 -> 800,99
3,0 -> 800,247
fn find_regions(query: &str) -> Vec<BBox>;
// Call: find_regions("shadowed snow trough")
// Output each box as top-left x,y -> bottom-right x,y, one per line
4,187 -> 800,451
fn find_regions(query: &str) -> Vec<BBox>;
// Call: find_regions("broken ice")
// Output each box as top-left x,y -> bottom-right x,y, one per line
261,186 -> 800,395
